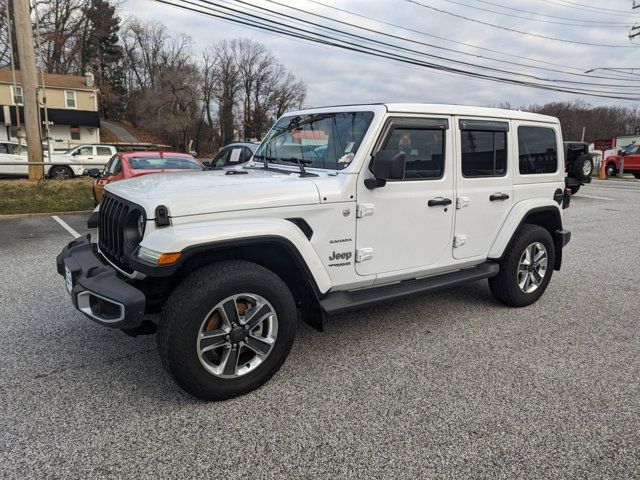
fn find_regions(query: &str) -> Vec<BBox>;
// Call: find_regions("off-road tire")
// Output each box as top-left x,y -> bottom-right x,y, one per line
569,185 -> 580,195
49,165 -> 73,180
157,260 -> 297,400
572,154 -> 593,181
489,224 -> 555,307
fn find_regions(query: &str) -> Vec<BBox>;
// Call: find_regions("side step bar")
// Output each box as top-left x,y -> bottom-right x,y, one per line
320,262 -> 499,315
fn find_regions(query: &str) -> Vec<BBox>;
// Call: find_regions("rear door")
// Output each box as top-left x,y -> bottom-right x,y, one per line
95,146 -> 115,167
453,118 -> 513,259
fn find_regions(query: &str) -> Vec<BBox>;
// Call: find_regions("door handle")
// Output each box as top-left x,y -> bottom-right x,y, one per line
490,193 -> 510,201
428,197 -> 453,207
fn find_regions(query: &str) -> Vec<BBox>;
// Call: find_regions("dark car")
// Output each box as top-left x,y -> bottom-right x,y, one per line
564,141 -> 593,195
204,142 -> 260,168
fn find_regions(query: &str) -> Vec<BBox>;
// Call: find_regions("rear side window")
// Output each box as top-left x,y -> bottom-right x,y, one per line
518,126 -> 558,175
97,147 -> 113,156
461,130 -> 507,177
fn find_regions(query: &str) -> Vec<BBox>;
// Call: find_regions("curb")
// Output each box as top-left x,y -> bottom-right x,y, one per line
0,209 -> 93,220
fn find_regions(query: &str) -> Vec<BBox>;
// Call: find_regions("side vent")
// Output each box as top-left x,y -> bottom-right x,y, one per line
155,205 -> 171,227
286,218 -> 313,240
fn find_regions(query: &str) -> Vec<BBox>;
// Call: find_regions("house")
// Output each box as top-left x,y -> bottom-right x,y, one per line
0,69 -> 100,149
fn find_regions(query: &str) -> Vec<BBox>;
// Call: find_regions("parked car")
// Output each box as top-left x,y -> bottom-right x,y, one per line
49,144 -> 118,174
88,151 -> 205,205
563,141 -> 593,194
203,142 -> 259,168
58,103 -> 571,400
0,141 -> 85,179
603,145 -> 640,178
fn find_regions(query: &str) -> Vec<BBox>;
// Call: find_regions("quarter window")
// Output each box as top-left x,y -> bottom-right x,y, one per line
518,126 -> 558,175
65,90 -> 77,109
382,128 -> 445,179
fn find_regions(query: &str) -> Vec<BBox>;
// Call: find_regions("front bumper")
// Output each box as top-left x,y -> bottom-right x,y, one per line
56,237 -> 145,329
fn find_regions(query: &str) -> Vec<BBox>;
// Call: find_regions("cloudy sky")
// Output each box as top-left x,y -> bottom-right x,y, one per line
122,0 -> 639,109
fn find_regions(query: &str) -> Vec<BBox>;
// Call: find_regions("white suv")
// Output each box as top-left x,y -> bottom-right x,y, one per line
57,104 -> 571,400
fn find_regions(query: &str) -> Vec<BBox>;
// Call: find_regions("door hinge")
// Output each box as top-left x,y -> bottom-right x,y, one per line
456,196 -> 470,209
356,203 -> 375,218
355,248 -> 374,262
453,234 -> 467,248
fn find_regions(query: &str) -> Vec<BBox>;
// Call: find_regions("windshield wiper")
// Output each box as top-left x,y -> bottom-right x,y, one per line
280,157 -> 318,177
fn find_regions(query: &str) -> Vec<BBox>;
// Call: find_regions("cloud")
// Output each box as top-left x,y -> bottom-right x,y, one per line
123,0 -> 640,108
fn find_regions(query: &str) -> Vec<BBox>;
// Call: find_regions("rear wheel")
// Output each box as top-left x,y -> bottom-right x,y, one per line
157,260 -> 297,400
489,224 -> 555,307
49,165 -> 73,180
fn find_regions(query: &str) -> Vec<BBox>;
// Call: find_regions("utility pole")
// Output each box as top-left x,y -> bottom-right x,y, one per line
12,0 -> 43,181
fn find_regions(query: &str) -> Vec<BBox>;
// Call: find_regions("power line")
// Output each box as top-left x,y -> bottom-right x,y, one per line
405,0 -> 637,47
151,0 -> 640,100
303,0 -> 636,80
536,0 -> 637,16
231,0 -> 640,90
435,0 -> 632,27
254,0 -> 640,89
464,0 -> 638,25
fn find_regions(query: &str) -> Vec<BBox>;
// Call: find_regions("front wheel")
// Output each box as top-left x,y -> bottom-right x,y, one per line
489,224 -> 555,307
157,260 -> 297,400
605,163 -> 616,177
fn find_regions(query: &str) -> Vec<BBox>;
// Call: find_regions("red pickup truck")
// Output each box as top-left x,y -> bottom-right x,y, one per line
604,145 -> 640,178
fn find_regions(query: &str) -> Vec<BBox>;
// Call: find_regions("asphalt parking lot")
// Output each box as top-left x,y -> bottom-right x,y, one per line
1,179 -> 639,479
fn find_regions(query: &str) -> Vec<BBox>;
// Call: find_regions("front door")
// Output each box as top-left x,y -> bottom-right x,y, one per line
356,116 -> 455,277
453,118 -> 513,259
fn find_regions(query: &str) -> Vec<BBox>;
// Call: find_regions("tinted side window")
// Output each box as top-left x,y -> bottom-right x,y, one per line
383,128 -> 445,179
518,127 -> 558,175
461,130 -> 507,177
97,147 -> 112,156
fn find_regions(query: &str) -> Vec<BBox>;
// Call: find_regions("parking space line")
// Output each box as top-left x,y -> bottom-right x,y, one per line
52,215 -> 81,238
575,194 -> 614,201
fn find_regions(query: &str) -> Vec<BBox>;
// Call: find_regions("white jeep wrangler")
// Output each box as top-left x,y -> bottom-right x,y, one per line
57,104 -> 571,400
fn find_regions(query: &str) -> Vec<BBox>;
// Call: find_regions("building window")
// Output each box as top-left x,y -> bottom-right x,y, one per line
12,85 -> 23,105
70,126 -> 81,140
65,90 -> 77,109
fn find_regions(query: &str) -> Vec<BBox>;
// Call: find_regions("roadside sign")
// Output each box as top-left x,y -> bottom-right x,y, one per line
594,138 -> 615,152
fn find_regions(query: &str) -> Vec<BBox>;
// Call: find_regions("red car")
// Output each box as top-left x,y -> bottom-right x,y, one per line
604,145 -> 640,178
88,151 -> 204,205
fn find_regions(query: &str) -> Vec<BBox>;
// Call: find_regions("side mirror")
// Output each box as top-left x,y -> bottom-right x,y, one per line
365,150 -> 406,189
618,150 -> 625,156
87,168 -> 101,178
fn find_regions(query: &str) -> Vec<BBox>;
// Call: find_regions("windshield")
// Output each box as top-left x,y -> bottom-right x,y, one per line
128,156 -> 203,171
255,111 -> 374,170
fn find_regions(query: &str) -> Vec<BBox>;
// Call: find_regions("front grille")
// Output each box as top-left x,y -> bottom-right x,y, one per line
98,192 -> 142,271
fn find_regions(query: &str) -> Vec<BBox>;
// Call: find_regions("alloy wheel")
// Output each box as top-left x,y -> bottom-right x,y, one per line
196,293 -> 278,378
517,242 -> 548,294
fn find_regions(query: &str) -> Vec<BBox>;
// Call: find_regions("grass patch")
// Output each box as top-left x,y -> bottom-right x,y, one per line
0,178 -> 94,215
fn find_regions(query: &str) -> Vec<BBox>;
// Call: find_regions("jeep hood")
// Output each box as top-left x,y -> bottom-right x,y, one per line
105,168 -> 321,217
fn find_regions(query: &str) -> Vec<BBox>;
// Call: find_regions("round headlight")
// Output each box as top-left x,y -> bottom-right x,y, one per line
124,210 -> 145,248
